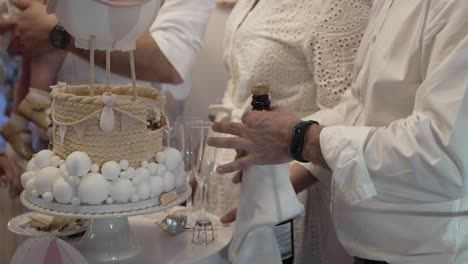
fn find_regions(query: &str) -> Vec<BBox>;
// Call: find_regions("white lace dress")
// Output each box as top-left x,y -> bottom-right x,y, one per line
207,0 -> 371,263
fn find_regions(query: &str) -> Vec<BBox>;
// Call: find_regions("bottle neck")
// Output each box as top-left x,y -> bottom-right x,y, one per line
251,94 -> 271,111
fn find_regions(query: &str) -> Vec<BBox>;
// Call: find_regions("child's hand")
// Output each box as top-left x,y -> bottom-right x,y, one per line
0,155 -> 24,198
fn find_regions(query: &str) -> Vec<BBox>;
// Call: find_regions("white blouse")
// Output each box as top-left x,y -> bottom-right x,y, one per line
207,0 -> 370,263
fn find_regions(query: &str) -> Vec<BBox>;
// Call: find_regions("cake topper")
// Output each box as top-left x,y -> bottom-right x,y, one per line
43,0 -> 162,99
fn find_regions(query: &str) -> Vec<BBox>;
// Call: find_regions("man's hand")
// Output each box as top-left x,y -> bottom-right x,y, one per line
207,106 -> 302,174
8,0 -> 58,57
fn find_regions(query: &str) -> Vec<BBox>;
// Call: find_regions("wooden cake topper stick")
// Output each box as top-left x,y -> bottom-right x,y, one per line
89,35 -> 96,96
129,50 -> 137,100
106,50 -> 111,94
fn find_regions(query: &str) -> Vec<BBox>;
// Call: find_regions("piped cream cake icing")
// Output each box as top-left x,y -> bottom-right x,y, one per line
21,83 -> 186,212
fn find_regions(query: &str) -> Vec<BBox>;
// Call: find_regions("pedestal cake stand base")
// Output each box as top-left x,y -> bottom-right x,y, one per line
20,184 -> 191,262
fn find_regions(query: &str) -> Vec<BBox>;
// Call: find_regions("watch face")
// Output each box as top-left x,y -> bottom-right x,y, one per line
50,26 -> 70,49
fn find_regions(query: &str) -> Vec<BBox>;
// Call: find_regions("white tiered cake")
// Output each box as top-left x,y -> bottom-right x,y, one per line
20,83 -> 186,213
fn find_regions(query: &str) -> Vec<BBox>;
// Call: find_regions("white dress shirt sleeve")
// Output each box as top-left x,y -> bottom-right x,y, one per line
320,1 -> 468,206
149,0 -> 215,80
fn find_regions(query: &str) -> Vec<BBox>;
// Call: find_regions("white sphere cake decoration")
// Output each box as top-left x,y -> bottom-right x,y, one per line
91,164 -> 100,173
137,184 -> 151,200
119,159 -> 129,170
133,167 -> 150,185
120,171 -> 128,179
163,171 -> 176,192
78,173 -> 110,205
147,162 -> 158,175
126,167 -> 136,179
67,175 -> 80,186
131,194 -> 140,203
50,156 -> 61,167
175,170 -> 186,188
42,192 -> 54,203
150,176 -> 164,198
109,179 -> 134,203
52,177 -> 75,204
106,197 -> 114,204
101,161 -> 121,180
59,164 -> 67,174
35,150 -> 54,169
141,160 -> 149,168
71,197 -> 81,207
157,164 -> 166,176
163,147 -> 183,171
59,159 -> 65,166
25,178 -> 36,194
35,166 -> 60,194
66,151 -> 92,177
21,172 -> 33,188
26,157 -> 39,172
62,170 -> 70,180
31,189 -> 39,198
155,152 -> 166,163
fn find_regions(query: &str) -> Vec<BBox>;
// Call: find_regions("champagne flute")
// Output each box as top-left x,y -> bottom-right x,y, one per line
171,117 -> 202,218
190,121 -> 216,244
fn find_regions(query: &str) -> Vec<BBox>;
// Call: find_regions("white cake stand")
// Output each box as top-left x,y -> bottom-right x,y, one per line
20,184 -> 191,263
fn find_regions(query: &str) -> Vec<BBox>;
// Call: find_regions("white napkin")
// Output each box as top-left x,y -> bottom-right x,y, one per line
228,163 -> 304,264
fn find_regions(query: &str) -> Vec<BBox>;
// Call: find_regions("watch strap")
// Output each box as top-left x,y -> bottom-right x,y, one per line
290,120 -> 319,163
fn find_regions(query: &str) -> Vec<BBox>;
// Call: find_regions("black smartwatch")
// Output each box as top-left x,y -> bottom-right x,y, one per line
49,24 -> 71,49
290,120 -> 319,162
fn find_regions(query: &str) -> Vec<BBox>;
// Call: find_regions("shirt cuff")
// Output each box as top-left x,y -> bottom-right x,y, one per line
320,126 -> 378,206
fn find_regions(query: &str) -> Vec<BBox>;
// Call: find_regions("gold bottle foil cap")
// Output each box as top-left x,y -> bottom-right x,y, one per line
251,83 -> 270,96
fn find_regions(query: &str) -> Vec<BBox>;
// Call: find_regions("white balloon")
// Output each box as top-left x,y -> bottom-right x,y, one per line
66,151 -> 92,177
35,166 -> 60,194
78,173 -> 109,205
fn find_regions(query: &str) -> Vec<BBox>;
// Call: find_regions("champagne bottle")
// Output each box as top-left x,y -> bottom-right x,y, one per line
251,83 -> 295,264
